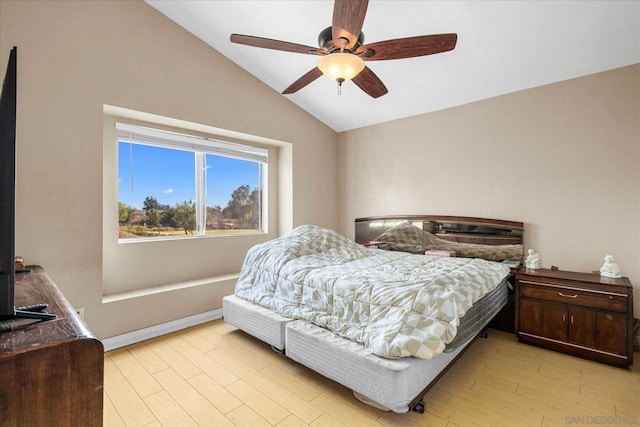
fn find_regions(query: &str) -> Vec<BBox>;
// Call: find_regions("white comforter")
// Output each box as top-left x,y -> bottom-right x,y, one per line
235,225 -> 510,359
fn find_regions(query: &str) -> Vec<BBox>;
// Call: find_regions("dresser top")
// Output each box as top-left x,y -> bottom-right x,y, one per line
0,266 -> 101,356
516,268 -> 632,289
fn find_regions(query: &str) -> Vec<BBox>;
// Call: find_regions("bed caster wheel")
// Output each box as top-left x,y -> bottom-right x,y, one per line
412,401 -> 425,414
270,345 -> 285,355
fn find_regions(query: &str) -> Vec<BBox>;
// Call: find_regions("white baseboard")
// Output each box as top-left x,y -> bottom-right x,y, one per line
102,309 -> 223,352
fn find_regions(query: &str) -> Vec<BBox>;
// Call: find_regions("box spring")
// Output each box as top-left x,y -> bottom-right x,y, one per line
222,294 -> 292,350
223,279 -> 508,412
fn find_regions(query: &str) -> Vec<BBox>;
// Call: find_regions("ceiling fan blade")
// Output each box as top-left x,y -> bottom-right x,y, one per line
357,34 -> 457,61
282,67 -> 324,94
230,34 -> 324,55
332,0 -> 369,49
352,66 -> 388,98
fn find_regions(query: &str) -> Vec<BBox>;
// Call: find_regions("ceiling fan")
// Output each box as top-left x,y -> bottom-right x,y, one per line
230,0 -> 457,98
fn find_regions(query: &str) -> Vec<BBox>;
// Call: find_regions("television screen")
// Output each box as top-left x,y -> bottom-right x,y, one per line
0,47 -> 55,321
0,46 -> 17,318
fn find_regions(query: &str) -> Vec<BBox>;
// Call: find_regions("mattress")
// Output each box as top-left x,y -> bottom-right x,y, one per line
222,294 -> 292,350
284,279 -> 508,413
445,277 -> 508,351
236,224 -> 511,359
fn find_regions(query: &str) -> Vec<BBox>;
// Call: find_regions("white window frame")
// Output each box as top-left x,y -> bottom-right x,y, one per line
116,122 -> 268,242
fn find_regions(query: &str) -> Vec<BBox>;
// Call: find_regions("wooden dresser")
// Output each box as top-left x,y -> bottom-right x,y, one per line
515,268 -> 633,368
0,266 -> 104,426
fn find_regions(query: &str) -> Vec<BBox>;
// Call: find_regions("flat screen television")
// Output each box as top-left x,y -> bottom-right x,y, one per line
0,46 -> 55,321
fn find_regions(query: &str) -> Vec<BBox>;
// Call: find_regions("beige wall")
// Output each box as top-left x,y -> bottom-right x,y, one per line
1,1 -> 338,338
338,64 -> 640,316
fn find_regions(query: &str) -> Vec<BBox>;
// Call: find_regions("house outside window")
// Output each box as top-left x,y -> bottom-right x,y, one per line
116,123 -> 267,241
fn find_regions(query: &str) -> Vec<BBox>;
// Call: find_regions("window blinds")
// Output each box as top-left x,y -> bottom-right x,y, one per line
116,122 -> 268,164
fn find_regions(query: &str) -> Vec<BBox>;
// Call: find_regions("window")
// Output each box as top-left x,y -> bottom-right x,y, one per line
116,123 -> 267,240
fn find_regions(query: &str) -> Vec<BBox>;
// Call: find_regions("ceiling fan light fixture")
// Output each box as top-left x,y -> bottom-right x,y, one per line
317,52 -> 365,82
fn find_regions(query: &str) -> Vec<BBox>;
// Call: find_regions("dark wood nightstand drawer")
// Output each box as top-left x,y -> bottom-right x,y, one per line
518,281 -> 628,313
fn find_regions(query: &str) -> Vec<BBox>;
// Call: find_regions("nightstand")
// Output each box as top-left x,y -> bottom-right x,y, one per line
515,268 -> 633,368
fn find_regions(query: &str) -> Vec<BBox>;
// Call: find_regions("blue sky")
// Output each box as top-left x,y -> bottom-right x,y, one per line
118,142 -> 260,209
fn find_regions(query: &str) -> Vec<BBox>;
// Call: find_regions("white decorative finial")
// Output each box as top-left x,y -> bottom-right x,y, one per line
600,254 -> 622,278
525,249 -> 541,269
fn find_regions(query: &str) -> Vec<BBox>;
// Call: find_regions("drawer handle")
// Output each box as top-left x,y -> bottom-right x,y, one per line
558,292 -> 578,298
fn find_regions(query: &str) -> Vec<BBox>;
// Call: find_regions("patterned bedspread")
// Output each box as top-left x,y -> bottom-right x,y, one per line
235,225 -> 510,359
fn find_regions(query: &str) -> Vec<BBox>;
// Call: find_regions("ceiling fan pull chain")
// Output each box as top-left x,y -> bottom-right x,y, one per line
337,78 -> 344,95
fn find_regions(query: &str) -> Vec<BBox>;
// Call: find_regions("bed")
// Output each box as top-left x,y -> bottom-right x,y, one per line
223,215 -> 524,413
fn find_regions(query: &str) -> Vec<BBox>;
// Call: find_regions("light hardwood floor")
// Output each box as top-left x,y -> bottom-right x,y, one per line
104,320 -> 640,426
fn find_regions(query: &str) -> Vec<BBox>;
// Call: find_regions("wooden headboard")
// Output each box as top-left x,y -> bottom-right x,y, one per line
355,215 -> 523,247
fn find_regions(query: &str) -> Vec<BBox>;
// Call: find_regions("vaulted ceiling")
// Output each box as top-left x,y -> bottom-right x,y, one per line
147,1 -> 640,132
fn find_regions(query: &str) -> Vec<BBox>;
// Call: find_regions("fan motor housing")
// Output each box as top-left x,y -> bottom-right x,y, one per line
318,26 -> 364,52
